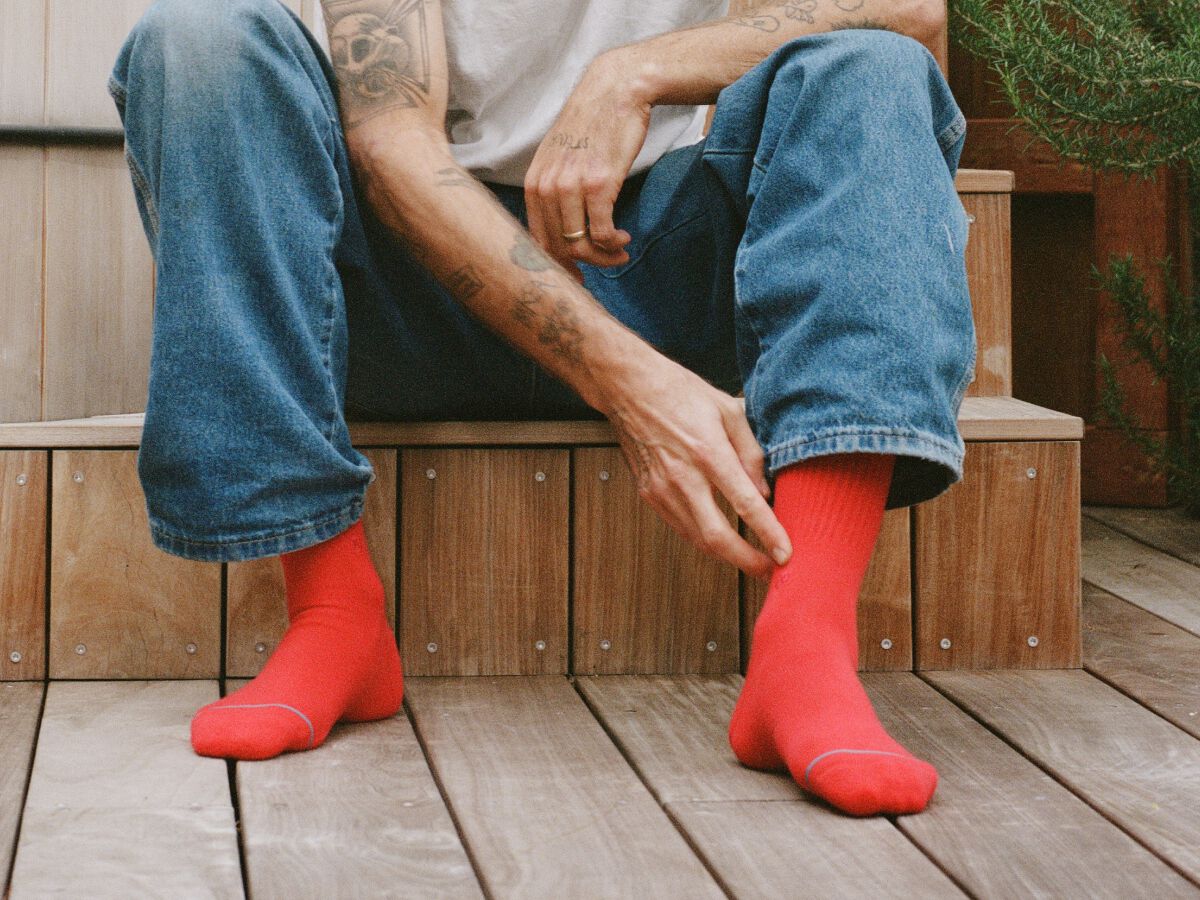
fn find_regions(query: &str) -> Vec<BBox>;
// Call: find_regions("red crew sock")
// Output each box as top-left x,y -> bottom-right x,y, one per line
728,452 -> 938,816
191,517 -> 404,760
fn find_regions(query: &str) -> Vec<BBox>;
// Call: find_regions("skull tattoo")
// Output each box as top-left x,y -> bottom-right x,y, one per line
326,0 -> 429,115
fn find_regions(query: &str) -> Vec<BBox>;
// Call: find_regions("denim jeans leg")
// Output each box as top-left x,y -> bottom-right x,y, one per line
109,0 -> 376,562
704,29 -> 976,510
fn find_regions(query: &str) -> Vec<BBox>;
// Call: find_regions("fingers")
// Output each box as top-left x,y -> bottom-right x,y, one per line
671,470 -> 776,579
526,170 -> 629,271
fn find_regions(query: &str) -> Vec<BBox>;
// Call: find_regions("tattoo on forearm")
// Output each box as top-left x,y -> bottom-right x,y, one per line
784,1 -> 817,23
510,232 -> 555,272
685,0 -> 881,34
323,0 -> 431,127
448,264 -> 483,299
511,279 -> 585,364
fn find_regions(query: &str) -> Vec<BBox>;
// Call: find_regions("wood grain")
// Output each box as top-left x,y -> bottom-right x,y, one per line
49,450 -> 220,678
573,447 -> 738,674
1081,516 -> 1200,637
1085,505 -> 1200,568
914,441 -> 1082,669
959,119 -> 1093,194
1,451 -> 47,681
927,669 -> 1200,883
0,147 -> 44,423
400,449 -> 569,675
0,0 -> 46,125
868,673 -> 1197,899
9,680 -> 242,897
405,676 -> 724,898
43,147 -> 153,419
227,448 -> 397,677
961,191 -> 1012,397
0,682 -> 42,893
1083,584 -> 1200,740
742,507 -> 912,672
228,677 -> 482,899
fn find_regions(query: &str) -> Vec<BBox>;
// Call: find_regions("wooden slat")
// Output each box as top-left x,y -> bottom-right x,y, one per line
1,451 -> 47,680
1083,584 -> 1200,740
400,449 -> 568,676
227,448 -> 397,677
1085,505 -> 1200,568
915,440 -> 1082,669
927,669 -> 1200,883
960,119 -> 1094,194
45,0 -> 153,129
49,450 -> 220,678
869,673 -> 1197,898
576,676 -> 961,896
0,682 -> 42,893
43,147 -> 153,419
0,396 -> 1087,446
742,507 -> 912,672
228,677 -> 482,898
0,147 -> 44,423
954,168 -> 1014,193
961,191 -> 1012,397
9,680 -> 242,897
405,676 -> 724,898
0,0 -> 45,125
1081,517 -> 1200,637
573,447 -> 738,674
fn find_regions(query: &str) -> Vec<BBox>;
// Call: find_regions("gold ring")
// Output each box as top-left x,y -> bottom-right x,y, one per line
561,228 -> 588,242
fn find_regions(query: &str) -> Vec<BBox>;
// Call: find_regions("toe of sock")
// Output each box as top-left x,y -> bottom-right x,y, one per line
190,705 -> 314,761
804,754 -> 938,816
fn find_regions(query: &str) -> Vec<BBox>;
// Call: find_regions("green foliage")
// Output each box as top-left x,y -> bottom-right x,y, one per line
951,0 -> 1200,514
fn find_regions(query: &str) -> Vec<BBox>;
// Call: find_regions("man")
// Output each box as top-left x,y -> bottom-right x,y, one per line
109,0 -> 971,817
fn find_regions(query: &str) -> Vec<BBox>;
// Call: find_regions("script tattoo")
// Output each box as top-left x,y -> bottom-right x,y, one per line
323,0 -> 431,127
509,231 -> 555,272
511,280 -> 585,364
549,132 -> 590,150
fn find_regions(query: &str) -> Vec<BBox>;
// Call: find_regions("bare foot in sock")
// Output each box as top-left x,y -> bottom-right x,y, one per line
728,453 -> 938,816
190,518 -> 404,760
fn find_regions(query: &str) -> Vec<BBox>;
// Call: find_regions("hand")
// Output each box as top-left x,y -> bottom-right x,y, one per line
604,355 -> 793,580
524,50 -> 652,282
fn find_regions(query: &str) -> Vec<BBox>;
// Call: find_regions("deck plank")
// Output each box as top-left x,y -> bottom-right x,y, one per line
0,682 -> 42,894
226,679 -> 482,898
866,673 -> 1197,899
926,670 -> 1200,884
9,681 -> 242,898
577,675 -> 962,898
1082,517 -> 1200,637
1084,505 -> 1200,568
1083,584 -> 1200,740
405,676 -> 724,898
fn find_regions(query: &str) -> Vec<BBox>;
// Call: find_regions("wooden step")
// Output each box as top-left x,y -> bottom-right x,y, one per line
0,398 -> 1082,682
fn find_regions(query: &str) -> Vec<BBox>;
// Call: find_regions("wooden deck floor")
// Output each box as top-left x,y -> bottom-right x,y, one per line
2,504 -> 1199,899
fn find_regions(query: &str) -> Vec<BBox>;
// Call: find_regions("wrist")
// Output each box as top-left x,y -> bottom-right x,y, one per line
574,318 -> 665,416
592,45 -> 663,110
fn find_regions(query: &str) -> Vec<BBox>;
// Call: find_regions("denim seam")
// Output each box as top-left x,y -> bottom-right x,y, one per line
107,74 -> 127,103
598,209 -> 708,279
936,110 -> 967,156
765,428 -> 963,479
766,423 -> 962,463
148,496 -> 363,549
123,144 -> 161,241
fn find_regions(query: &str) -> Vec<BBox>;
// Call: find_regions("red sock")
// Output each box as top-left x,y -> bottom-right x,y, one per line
728,452 -> 938,815
191,517 -> 404,760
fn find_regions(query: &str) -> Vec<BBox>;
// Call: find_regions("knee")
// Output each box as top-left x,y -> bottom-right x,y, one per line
773,28 -> 937,96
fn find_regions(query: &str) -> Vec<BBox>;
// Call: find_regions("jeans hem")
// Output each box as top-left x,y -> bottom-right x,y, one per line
147,496 -> 366,562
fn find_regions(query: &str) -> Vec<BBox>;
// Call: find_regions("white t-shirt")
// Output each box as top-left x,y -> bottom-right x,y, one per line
312,1 -> 729,186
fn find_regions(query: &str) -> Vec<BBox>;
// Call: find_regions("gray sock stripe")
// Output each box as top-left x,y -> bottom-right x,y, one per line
803,748 -> 912,786
207,703 -> 316,749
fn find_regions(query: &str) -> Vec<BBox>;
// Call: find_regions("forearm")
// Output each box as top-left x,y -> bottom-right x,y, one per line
353,134 -> 654,414
608,0 -> 945,107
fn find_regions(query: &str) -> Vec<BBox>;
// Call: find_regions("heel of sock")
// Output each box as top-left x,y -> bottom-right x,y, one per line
340,627 -> 405,723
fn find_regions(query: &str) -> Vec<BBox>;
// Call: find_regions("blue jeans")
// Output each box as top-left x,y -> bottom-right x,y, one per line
109,0 -> 974,563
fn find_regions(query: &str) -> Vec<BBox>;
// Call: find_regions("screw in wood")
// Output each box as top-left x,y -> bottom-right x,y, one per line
254,642 -> 267,654
426,468 -> 437,480
74,643 -> 86,655
15,473 -> 27,486
1027,635 -> 1039,647
598,470 -> 610,482
705,641 -> 718,652
73,471 -> 84,483
939,637 -> 952,650
534,471 -> 546,482
534,640 -> 546,651
1026,467 -> 1037,479
427,642 -> 438,653
599,639 -> 612,651
185,643 -> 197,655
8,651 -> 21,663
880,638 -> 894,650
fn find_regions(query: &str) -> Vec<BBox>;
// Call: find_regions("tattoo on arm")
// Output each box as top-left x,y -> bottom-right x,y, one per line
509,231 -> 555,272
322,0 -> 431,127
511,279 -> 585,364
447,264 -> 483,299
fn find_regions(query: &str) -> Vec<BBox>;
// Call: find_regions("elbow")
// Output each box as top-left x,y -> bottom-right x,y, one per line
344,119 -> 449,182
908,0 -> 946,45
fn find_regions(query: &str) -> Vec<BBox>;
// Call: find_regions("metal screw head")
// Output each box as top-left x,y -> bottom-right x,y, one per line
939,637 -> 952,650
599,639 -> 612,651
425,468 -> 437,480
534,640 -> 546,651
880,638 -> 894,650
598,470 -> 610,482
74,643 -> 87,655
426,642 -> 438,653
965,212 -> 977,223
1027,635 -> 1040,647
72,471 -> 84,483
9,650 -> 22,663
15,473 -> 27,486
1026,467 -> 1037,479
185,643 -> 197,655
705,640 -> 718,652
534,471 -> 546,482
254,642 -> 267,654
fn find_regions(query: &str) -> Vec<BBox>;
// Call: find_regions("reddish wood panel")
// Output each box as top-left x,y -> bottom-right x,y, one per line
961,192 -> 1012,397
1,451 -> 47,681
742,507 -> 912,673
573,448 -> 739,674
914,441 -> 1082,670
400,449 -> 569,676
227,449 -> 398,678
